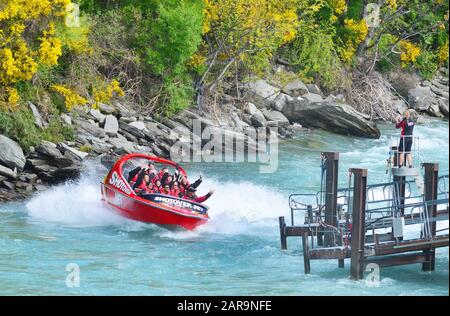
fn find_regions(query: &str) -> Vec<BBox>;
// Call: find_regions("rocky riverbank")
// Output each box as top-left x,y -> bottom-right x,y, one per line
1,72 -> 448,202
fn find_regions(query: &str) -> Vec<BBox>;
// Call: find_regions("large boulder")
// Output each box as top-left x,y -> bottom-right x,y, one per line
74,119 -> 107,138
438,99 -> 449,117
262,109 -> 290,126
282,101 -> 380,139
0,164 -> 17,179
89,109 -> 106,124
245,79 -> 280,106
282,79 -> 308,97
0,135 -> 26,171
250,111 -> 267,127
103,115 -> 119,136
408,86 -> 435,111
36,141 -> 63,159
272,93 -> 294,112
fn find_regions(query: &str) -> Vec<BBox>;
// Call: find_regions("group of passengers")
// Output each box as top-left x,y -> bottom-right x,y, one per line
127,163 -> 214,203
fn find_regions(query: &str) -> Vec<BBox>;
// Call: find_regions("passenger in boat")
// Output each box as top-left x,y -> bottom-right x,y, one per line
180,175 -> 202,194
395,110 -> 415,168
162,184 -> 171,195
171,182 -> 182,198
184,187 -> 214,203
145,181 -> 156,194
133,174 -> 152,195
155,179 -> 164,194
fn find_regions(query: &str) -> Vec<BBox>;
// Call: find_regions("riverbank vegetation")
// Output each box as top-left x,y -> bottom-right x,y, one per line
1,0 -> 449,148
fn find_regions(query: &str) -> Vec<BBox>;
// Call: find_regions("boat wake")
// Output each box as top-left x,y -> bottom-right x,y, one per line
25,161 -> 288,236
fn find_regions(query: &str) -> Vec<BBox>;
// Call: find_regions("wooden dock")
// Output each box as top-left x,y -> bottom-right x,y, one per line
279,152 -> 449,279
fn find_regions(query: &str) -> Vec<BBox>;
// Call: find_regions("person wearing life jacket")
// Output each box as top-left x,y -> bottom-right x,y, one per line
171,182 -> 182,198
162,184 -> 171,196
154,179 -> 164,194
158,167 -> 169,180
133,174 -> 151,195
183,187 -> 214,203
395,110 -> 415,168
144,181 -> 156,194
180,175 -> 202,193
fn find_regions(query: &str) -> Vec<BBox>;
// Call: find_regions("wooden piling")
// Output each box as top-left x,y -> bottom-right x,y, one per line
323,152 -> 339,247
279,216 -> 287,250
302,232 -> 311,274
350,168 -> 368,280
422,163 -> 439,272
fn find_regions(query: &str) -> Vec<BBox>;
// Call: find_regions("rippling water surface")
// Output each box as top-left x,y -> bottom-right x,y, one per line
0,121 -> 448,295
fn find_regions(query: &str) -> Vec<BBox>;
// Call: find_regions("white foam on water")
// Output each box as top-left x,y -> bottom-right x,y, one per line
26,176 -> 127,227
24,161 -> 288,235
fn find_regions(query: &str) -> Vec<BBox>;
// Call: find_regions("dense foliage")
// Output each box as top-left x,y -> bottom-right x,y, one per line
1,0 -> 449,127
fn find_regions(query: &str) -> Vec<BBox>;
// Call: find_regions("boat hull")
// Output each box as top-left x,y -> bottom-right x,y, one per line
101,183 -> 208,230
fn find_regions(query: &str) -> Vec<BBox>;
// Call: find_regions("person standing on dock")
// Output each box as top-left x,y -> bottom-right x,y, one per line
395,110 -> 415,168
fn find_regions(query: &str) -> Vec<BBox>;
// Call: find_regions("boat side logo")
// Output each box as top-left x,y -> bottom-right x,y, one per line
109,171 -> 132,195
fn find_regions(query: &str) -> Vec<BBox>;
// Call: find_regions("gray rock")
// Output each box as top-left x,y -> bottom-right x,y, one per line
36,141 -> 63,159
302,92 -> 324,103
262,109 -> 290,126
172,110 -> 215,131
250,111 -> 267,127
0,179 -> 15,190
0,135 -> 26,171
305,83 -> 322,95
28,102 -> 44,128
129,121 -> 146,131
245,79 -> 280,106
438,99 -> 449,117
26,159 -> 49,168
107,137 -> 136,154
118,121 -> 146,139
119,116 -> 137,124
282,101 -> 380,139
245,102 -> 259,115
97,103 -> 115,114
392,98 -> 409,114
272,93 -> 294,112
74,119 -> 107,138
61,113 -> 72,125
427,103 -> 444,118
282,79 -> 308,97
90,138 -> 114,154
0,165 -> 17,179
104,115 -> 119,136
408,86 -> 435,111
59,143 -> 89,161
89,109 -> 106,124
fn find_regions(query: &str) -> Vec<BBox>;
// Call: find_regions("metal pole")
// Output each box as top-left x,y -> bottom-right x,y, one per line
350,168 -> 368,280
392,146 -> 406,215
422,163 -> 439,272
323,152 -> 339,247
279,216 -> 287,250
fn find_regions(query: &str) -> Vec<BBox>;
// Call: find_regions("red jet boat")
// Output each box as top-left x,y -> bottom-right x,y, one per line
101,153 -> 209,230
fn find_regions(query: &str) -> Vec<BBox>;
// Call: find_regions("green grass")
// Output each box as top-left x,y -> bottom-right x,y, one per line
0,106 -> 74,152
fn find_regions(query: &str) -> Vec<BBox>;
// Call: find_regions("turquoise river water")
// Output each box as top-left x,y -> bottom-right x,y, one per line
0,121 -> 448,295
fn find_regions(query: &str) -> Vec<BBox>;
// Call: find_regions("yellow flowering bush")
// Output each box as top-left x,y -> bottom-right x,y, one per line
339,19 -> 368,63
93,80 -> 125,107
437,40 -> 449,64
52,84 -> 88,111
328,0 -> 347,14
0,0 -> 71,107
399,40 -> 421,67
